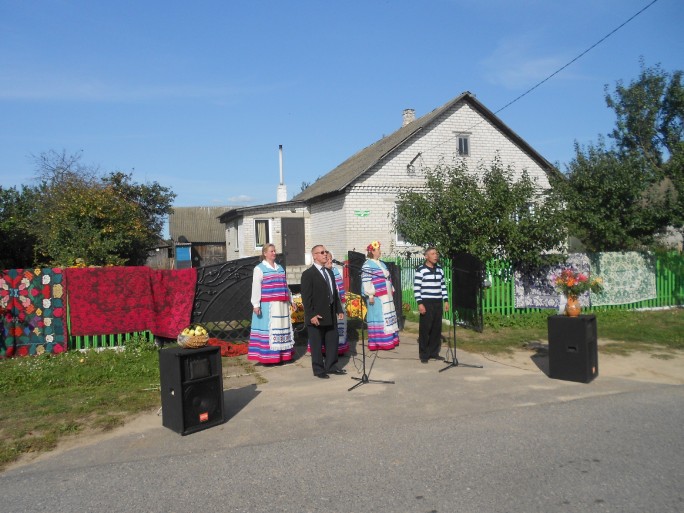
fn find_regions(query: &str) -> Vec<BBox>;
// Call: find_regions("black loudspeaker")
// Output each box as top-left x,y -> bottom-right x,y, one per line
547,315 -> 598,383
159,346 -> 225,435
347,250 -> 365,296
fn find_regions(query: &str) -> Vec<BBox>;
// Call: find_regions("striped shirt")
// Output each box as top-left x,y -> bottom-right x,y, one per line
414,263 -> 448,303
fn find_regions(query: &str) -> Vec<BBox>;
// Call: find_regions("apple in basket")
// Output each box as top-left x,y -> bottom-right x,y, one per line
182,326 -> 207,337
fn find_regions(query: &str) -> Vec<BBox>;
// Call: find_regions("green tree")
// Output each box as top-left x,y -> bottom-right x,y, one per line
563,139 -> 676,251
606,60 -> 683,168
26,150 -> 176,267
395,157 -> 567,270
0,185 -> 40,269
565,60 -> 683,249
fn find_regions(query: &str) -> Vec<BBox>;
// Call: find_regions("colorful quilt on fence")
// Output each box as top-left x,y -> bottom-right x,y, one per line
514,254 -> 592,309
589,252 -> 656,306
0,268 -> 67,357
66,266 -> 197,337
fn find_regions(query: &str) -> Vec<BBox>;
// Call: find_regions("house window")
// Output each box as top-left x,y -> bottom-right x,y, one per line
395,206 -> 409,246
254,219 -> 271,248
458,136 -> 470,156
232,220 -> 241,252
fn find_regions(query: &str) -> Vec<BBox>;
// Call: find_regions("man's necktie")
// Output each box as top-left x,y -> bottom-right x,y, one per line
322,268 -> 333,303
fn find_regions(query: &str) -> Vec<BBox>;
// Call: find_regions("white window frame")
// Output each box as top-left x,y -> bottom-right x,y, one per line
394,205 -> 410,246
254,219 -> 272,249
233,220 -> 241,252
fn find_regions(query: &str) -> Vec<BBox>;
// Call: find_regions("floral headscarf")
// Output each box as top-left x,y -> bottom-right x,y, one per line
366,240 -> 381,253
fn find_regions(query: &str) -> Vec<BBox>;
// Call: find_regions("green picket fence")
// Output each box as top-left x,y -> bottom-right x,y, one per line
68,252 -> 683,349
65,296 -> 153,350
397,251 -> 684,319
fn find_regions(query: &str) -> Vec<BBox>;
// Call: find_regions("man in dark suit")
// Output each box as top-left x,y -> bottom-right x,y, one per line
301,244 -> 345,379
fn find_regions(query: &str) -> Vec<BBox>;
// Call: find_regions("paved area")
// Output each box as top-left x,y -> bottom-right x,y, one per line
2,332 -> 683,512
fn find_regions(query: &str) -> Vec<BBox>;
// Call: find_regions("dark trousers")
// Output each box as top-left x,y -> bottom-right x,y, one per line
418,300 -> 443,360
308,322 -> 339,375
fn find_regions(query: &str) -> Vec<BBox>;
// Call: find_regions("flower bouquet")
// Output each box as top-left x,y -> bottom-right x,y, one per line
345,292 -> 367,319
290,294 -> 305,324
551,268 -> 604,298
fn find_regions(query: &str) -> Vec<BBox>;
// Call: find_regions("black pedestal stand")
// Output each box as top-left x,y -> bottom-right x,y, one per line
439,320 -> 483,373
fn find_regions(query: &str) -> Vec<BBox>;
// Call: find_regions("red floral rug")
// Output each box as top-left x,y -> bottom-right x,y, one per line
66,266 -> 196,337
207,338 -> 248,357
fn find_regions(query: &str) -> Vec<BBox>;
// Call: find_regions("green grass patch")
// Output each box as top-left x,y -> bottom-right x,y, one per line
0,335 -> 161,471
403,307 -> 684,355
592,309 -> 684,348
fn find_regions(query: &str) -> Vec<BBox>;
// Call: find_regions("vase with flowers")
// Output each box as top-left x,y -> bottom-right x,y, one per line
551,268 -> 604,317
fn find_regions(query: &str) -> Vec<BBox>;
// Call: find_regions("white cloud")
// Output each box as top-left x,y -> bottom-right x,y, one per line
227,195 -> 253,204
0,69 -> 293,103
481,34 -> 572,90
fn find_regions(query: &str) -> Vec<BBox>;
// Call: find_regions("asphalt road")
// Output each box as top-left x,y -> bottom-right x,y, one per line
2,341 -> 683,513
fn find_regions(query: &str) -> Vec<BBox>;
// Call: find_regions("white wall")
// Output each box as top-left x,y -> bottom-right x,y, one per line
224,205 -> 310,260
314,101 -> 554,259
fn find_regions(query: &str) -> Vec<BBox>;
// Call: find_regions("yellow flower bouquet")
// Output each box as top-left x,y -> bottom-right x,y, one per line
345,292 -> 367,319
290,293 -> 305,324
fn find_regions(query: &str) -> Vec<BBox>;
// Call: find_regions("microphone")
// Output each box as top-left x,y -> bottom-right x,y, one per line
331,259 -> 345,266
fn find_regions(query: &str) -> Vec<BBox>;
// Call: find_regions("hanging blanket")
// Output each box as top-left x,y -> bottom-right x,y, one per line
514,254 -> 591,309
150,268 -> 197,338
589,252 -> 656,306
0,268 -> 67,357
66,266 -> 197,337
66,267 -> 155,336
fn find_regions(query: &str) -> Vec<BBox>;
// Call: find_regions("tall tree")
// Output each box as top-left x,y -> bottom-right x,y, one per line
395,157 -> 567,271
605,59 -> 683,168
563,139 -> 676,251
25,150 -> 176,267
565,60 -> 683,249
0,185 -> 40,269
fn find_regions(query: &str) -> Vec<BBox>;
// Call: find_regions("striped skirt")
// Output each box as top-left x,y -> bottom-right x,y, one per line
248,301 -> 295,364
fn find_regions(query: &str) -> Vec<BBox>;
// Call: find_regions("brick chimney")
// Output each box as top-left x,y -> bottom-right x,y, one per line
402,108 -> 415,127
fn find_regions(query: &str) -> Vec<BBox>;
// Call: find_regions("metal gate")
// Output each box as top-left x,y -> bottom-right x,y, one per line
191,256 -> 260,341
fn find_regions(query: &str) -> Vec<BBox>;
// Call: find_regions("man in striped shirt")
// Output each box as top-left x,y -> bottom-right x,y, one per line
413,247 -> 449,363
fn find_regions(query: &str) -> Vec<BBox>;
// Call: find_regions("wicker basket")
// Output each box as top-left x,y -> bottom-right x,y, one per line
177,326 -> 209,349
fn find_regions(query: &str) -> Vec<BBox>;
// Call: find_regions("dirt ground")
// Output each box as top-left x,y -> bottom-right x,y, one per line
490,342 -> 684,386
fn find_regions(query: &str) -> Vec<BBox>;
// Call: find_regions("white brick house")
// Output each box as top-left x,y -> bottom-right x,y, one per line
219,201 -> 310,267
293,91 -> 561,259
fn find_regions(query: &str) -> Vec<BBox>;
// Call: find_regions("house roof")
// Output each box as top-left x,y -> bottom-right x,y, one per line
218,200 -> 307,224
168,206 -> 232,243
293,91 -> 561,202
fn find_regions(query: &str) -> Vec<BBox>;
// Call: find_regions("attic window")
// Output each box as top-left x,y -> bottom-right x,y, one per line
458,136 -> 470,157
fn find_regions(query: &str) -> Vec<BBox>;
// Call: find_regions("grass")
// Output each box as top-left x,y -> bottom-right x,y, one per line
0,335 -> 162,471
1,308 -> 681,471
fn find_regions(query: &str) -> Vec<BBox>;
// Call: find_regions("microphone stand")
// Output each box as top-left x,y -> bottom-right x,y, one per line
438,320 -> 483,372
335,260 -> 395,392
439,264 -> 483,373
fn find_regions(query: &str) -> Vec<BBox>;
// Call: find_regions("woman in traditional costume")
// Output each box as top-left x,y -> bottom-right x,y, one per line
328,251 -> 349,354
247,243 -> 295,364
361,241 -> 400,351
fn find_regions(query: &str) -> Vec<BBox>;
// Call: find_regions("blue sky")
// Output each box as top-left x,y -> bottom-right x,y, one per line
1,0 -> 682,209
